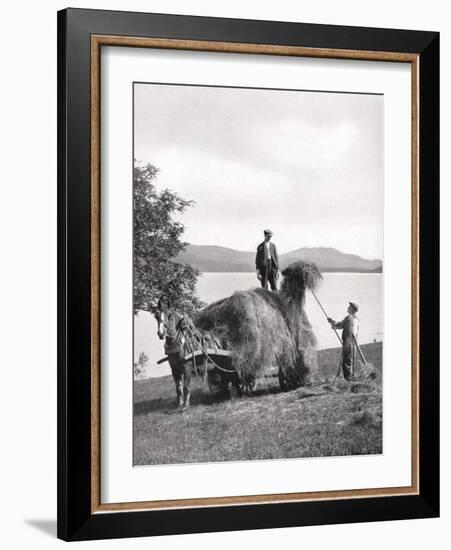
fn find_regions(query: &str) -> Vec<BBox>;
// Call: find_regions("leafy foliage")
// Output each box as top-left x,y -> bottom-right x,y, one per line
134,161 -> 204,315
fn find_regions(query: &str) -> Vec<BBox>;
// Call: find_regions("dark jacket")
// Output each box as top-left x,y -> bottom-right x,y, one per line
255,241 -> 279,272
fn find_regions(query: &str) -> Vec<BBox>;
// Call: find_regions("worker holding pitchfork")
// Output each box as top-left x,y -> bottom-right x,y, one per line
327,302 -> 360,381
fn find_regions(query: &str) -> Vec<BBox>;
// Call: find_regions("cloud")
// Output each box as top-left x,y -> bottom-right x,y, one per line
134,83 -> 383,257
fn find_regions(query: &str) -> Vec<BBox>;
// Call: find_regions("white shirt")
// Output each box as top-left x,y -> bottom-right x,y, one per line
265,241 -> 271,258
334,314 -> 359,339
349,315 -> 359,338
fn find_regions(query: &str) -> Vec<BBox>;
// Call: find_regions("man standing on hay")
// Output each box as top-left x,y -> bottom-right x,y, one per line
255,229 -> 279,291
328,302 -> 360,381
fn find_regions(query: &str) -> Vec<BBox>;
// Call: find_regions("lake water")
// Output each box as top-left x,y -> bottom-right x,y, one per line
135,272 -> 383,378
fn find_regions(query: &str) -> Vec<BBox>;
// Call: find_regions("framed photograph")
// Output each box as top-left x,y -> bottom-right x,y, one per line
57,8 -> 439,541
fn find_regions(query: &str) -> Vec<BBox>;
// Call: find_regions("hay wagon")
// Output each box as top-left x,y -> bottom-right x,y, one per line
157,345 -> 278,395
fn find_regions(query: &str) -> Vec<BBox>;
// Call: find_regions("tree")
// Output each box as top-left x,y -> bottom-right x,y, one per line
134,161 -> 204,316
134,351 -> 149,377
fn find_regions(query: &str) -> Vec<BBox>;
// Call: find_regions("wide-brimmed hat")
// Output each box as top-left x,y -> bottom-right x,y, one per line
263,229 -> 273,236
349,301 -> 359,312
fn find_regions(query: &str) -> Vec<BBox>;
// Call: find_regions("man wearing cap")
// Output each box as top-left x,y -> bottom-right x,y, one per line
255,229 -> 279,291
327,302 -> 360,381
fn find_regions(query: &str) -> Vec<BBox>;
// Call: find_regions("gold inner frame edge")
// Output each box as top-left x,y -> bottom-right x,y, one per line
90,35 -> 420,514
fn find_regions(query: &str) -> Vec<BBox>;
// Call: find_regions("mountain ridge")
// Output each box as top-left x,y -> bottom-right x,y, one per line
175,244 -> 382,273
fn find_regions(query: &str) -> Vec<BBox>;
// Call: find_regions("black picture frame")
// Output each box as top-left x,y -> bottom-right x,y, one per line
57,7 -> 439,541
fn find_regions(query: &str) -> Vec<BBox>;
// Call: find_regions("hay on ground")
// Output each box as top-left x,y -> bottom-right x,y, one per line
358,362 -> 378,381
350,380 -> 377,394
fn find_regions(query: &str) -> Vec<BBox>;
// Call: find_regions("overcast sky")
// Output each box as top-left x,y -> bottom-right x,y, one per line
134,83 -> 383,259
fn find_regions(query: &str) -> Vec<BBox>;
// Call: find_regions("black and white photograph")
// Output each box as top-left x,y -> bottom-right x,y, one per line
133,82 -> 384,466
0,0 -> 444,545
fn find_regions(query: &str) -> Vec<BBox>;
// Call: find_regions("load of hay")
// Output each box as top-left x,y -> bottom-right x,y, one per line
195,261 -> 322,391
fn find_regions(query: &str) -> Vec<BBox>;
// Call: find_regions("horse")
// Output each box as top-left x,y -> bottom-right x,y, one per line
156,297 -> 244,406
155,297 -> 193,408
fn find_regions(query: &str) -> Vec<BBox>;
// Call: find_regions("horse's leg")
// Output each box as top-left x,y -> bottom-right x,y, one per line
169,356 -> 184,408
235,377 -> 243,397
182,361 -> 192,408
227,372 -> 243,399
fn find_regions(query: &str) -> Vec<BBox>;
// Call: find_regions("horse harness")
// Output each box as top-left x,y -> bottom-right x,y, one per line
157,310 -> 236,377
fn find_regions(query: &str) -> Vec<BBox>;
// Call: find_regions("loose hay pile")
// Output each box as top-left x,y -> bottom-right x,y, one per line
358,362 -> 378,381
350,380 -> 378,394
195,261 -> 322,391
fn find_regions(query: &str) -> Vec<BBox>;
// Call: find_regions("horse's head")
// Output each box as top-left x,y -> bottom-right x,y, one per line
155,310 -> 166,340
156,295 -> 171,340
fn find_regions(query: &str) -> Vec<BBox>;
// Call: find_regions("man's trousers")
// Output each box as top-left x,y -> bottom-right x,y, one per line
260,261 -> 278,291
341,340 -> 355,381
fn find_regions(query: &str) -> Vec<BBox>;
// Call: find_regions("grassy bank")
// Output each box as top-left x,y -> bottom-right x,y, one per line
133,342 -> 382,465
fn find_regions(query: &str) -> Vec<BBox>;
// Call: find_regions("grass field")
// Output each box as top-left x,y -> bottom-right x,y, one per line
133,342 -> 382,465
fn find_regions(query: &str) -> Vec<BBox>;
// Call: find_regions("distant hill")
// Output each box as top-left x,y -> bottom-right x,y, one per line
279,247 -> 382,272
175,244 -> 382,273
